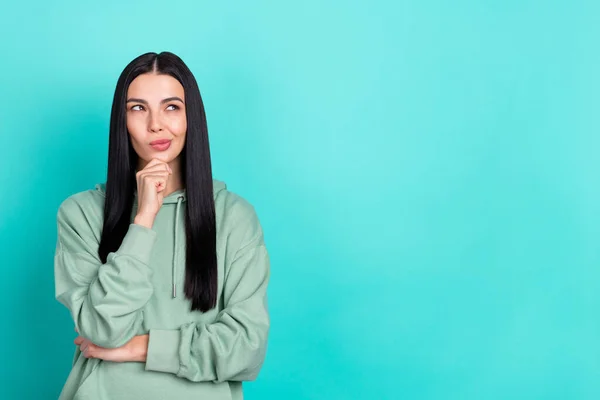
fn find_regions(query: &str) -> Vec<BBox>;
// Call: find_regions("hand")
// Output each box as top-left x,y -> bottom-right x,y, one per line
74,327 -> 148,362
134,158 -> 173,228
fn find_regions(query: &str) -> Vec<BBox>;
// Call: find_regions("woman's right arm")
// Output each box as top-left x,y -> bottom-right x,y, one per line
54,196 -> 156,349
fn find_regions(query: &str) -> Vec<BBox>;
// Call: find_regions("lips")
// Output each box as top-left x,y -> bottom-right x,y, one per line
150,139 -> 172,151
150,139 -> 171,145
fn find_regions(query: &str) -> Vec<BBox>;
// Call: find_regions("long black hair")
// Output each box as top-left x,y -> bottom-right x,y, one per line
98,51 -> 217,312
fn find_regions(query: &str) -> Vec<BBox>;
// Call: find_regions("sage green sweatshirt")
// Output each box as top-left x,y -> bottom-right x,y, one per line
54,179 -> 270,400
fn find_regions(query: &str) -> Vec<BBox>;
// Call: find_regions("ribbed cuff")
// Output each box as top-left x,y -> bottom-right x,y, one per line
118,223 -> 157,265
145,329 -> 181,374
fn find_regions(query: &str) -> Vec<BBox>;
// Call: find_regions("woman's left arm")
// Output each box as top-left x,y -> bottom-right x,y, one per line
144,205 -> 271,383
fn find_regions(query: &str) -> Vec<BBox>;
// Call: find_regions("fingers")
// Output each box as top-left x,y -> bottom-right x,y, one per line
80,339 -> 94,358
138,159 -> 172,175
134,158 -> 173,218
143,158 -> 165,170
136,167 -> 171,193
74,336 -> 84,345
143,174 -> 170,192
146,157 -> 172,173
139,164 -> 172,175
142,173 -> 170,181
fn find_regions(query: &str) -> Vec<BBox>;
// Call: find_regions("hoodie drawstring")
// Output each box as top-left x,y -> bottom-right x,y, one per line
173,195 -> 184,298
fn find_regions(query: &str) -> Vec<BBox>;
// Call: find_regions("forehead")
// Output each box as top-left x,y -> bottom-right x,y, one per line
127,73 -> 184,99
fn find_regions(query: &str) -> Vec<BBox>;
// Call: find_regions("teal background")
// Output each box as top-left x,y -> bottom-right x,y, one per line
0,1 -> 598,399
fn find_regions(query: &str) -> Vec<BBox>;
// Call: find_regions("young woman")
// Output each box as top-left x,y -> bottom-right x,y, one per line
54,51 -> 270,400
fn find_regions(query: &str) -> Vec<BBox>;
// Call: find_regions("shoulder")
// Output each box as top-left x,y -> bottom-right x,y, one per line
56,185 -> 106,245
214,179 -> 258,220
58,185 -> 104,220
213,180 -> 264,248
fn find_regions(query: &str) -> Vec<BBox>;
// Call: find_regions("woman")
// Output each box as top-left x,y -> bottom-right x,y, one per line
54,51 -> 270,400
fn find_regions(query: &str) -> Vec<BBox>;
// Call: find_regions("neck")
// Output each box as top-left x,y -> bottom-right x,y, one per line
137,157 -> 184,197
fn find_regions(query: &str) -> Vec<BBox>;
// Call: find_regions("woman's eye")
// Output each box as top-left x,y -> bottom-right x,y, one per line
131,105 -> 144,111
166,104 -> 180,111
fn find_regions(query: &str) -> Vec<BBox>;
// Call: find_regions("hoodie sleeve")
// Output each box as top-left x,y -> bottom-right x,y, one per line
144,204 -> 270,383
54,196 -> 157,348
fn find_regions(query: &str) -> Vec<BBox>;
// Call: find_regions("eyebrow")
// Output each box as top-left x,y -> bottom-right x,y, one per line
126,96 -> 184,104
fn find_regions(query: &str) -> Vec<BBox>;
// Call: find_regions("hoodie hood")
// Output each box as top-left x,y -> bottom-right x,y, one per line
93,179 -> 227,298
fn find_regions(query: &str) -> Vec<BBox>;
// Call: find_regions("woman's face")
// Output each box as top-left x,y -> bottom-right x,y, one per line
126,73 -> 187,166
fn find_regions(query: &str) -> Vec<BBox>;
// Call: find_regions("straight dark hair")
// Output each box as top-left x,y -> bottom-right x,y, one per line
98,51 -> 217,312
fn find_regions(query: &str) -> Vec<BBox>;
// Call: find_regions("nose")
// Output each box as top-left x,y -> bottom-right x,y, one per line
148,112 -> 163,132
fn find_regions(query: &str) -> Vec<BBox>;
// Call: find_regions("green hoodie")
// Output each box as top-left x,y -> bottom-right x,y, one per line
54,179 -> 270,400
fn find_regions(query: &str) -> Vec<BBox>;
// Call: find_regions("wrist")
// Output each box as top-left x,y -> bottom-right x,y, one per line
129,334 -> 149,362
134,214 -> 155,229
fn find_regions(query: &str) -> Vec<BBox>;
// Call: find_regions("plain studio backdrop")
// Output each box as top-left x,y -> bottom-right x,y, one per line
0,1 -> 599,399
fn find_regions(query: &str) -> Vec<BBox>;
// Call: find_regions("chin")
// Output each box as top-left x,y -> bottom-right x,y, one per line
138,153 -> 169,164
158,154 -> 172,162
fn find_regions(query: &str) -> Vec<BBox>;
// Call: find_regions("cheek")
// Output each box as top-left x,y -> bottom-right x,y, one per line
127,116 -> 144,140
127,129 -> 143,147
126,118 -> 148,154
168,117 -> 187,136
162,111 -> 186,133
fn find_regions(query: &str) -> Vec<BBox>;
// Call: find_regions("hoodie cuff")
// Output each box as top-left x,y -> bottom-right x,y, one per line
145,329 -> 181,374
117,223 -> 157,265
